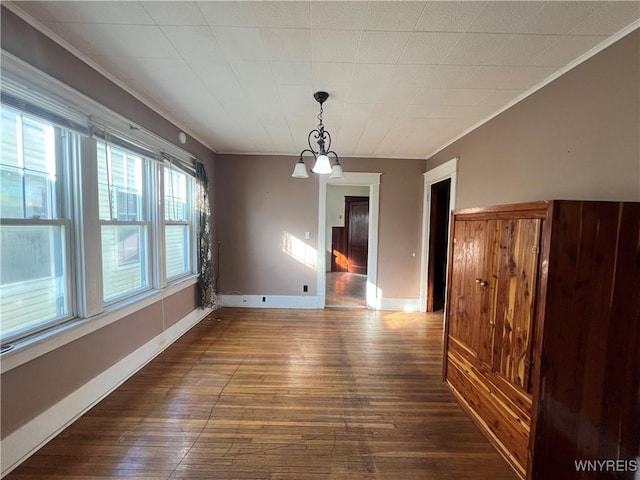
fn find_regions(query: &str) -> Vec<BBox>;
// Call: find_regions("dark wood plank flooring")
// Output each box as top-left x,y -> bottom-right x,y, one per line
6,308 -> 517,479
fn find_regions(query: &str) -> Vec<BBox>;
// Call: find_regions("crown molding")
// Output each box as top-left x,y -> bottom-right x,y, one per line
3,1 -> 219,155
425,22 -> 640,160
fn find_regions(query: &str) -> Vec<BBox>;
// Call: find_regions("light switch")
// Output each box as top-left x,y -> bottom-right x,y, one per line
305,232 -> 311,240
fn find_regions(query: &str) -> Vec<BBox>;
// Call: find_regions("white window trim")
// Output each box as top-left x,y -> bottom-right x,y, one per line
163,162 -> 197,283
0,114 -> 75,343
0,52 -> 203,371
1,52 -> 197,166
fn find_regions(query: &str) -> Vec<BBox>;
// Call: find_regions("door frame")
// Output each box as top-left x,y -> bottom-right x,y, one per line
420,157 -> 458,313
318,172 -> 381,309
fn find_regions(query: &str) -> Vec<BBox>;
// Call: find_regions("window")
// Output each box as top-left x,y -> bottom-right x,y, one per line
0,107 -> 71,342
164,163 -> 193,279
97,142 -> 149,302
1,59 -> 201,348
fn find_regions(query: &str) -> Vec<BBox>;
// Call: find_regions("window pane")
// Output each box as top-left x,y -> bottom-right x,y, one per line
165,224 -> 190,278
1,110 -> 19,167
22,116 -> 55,175
0,109 -> 57,219
0,167 -> 24,217
102,225 -> 148,301
25,173 -> 51,219
0,225 -> 68,339
164,166 -> 188,221
97,143 -> 144,221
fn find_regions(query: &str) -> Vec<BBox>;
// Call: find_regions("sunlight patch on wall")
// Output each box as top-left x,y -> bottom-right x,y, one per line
282,231 -> 317,271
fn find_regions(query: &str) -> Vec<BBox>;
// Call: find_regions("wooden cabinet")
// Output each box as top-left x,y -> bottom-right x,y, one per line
443,200 -> 640,480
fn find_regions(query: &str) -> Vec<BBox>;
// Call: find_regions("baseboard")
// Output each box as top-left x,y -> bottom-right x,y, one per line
218,294 -> 419,311
0,307 -> 212,478
377,297 -> 421,311
219,294 -> 321,309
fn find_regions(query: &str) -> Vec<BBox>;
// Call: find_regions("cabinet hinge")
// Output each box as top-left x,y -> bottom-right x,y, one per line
532,245 -> 540,255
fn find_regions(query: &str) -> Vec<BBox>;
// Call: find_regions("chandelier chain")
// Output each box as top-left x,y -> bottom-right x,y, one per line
292,91 -> 343,179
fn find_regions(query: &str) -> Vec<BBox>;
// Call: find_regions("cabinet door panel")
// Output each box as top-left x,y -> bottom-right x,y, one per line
448,219 -> 497,365
493,218 -> 542,392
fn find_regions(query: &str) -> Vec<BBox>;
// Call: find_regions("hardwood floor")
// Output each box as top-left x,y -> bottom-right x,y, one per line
325,272 -> 367,307
7,308 -> 517,480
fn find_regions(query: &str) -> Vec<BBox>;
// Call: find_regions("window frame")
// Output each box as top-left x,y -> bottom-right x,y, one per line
97,141 -> 154,305
0,53 -> 202,368
0,110 -> 76,344
163,162 -> 196,282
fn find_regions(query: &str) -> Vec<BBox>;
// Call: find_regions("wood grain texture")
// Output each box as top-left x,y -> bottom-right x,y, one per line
530,201 -> 640,480
493,218 -> 541,393
445,212 -> 542,478
445,200 -> 640,480
447,344 -> 531,478
6,308 -> 517,480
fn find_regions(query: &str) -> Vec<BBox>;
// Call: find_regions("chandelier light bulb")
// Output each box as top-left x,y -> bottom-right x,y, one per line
330,162 -> 344,179
312,154 -> 331,174
291,158 -> 309,178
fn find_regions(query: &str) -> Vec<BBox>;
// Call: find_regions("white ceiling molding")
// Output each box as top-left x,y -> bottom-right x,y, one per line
2,1 -> 218,154
425,18 -> 640,160
4,1 -> 639,160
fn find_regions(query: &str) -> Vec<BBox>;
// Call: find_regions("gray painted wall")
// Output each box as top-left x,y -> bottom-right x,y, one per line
427,29 -> 640,209
215,154 -> 425,299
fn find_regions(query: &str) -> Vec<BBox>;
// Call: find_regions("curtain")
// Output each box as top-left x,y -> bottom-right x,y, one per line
196,161 -> 217,309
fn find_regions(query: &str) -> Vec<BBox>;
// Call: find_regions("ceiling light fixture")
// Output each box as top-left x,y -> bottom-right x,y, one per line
292,91 -> 344,179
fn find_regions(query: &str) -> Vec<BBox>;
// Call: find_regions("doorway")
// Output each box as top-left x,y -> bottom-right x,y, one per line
317,173 -> 381,309
427,179 -> 450,311
326,190 -> 369,307
420,157 -> 458,314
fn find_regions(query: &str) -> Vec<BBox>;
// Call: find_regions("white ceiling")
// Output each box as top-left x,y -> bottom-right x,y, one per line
9,1 -> 640,159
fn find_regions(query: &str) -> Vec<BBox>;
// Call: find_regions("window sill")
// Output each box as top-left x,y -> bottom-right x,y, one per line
0,274 -> 200,374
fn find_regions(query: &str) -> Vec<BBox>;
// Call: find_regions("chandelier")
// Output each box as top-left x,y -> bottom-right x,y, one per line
292,91 -> 344,179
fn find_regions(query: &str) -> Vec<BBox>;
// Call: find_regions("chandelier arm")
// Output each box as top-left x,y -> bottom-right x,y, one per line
299,148 -> 317,159
327,150 -> 339,162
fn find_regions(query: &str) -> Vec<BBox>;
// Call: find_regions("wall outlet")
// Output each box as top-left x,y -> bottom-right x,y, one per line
303,285 -> 308,293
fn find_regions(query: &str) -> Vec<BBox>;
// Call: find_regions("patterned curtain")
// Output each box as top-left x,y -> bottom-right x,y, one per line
196,161 -> 218,309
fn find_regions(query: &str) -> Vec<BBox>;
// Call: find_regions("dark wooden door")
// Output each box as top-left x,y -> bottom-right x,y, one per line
344,196 -> 369,275
331,226 -> 347,272
427,178 -> 451,311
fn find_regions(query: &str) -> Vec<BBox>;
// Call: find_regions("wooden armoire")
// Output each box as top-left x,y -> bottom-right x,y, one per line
443,200 -> 640,480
